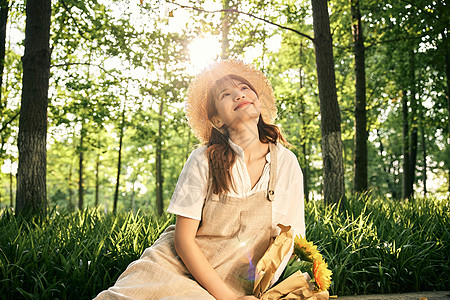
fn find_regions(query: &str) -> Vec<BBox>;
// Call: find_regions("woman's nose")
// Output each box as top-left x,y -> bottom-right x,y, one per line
233,90 -> 245,101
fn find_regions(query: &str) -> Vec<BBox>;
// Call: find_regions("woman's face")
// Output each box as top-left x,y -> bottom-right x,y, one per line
212,78 -> 261,130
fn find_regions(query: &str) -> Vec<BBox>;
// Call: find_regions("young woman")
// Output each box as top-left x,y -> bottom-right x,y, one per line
95,59 -> 305,300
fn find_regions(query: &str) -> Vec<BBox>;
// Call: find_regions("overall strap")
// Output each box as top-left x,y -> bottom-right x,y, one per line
267,142 -> 278,201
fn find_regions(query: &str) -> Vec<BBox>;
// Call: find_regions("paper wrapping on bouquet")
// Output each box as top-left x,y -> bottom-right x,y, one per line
259,271 -> 329,300
253,224 -> 293,297
253,225 -> 329,300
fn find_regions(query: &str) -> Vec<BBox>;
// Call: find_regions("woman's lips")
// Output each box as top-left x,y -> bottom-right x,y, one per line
234,101 -> 252,110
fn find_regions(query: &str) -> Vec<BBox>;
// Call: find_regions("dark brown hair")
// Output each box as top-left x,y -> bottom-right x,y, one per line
205,74 -> 286,195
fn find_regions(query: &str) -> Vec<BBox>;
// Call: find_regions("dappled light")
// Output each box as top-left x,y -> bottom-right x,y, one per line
0,0 -> 448,298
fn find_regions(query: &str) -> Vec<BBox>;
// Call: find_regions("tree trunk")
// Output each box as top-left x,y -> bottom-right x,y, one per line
95,151 -> 100,206
68,163 -> 74,212
351,0 -> 367,192
401,92 -> 410,199
156,99 -> 164,216
15,0 -> 51,216
311,0 -> 345,205
0,0 -> 9,103
390,157 -> 399,199
221,0 -> 230,59
406,50 -> 418,199
130,179 -> 136,214
113,103 -> 126,213
377,129 -> 396,198
299,44 -> 309,202
421,128 -> 427,197
408,141 -> 418,197
444,31 -> 450,192
301,141 -> 309,202
78,126 -> 84,210
9,159 -> 13,207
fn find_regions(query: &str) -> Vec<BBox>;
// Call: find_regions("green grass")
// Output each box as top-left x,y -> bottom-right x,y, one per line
0,209 -> 175,299
307,195 -> 449,296
0,195 -> 448,299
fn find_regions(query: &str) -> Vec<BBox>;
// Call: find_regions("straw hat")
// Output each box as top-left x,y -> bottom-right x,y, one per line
185,59 -> 278,143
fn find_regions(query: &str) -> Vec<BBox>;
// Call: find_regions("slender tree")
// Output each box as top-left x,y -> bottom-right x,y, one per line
16,0 -> 51,216
298,43 -> 310,202
311,0 -> 345,205
9,157 -> 13,206
444,30 -> 450,192
113,100 -> 126,213
401,91 -> 410,199
401,49 -> 419,200
155,96 -> 164,215
78,125 -> 84,210
68,163 -> 74,211
406,50 -> 418,199
95,142 -> 100,206
0,0 -> 9,101
350,0 -> 367,192
421,128 -> 427,196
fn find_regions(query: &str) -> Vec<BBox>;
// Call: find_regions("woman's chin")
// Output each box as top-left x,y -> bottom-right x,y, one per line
238,105 -> 260,119
228,115 -> 260,130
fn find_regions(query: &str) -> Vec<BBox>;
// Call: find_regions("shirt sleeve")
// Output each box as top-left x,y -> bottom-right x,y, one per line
289,156 -> 306,238
275,147 -> 306,238
271,147 -> 306,286
167,146 -> 208,220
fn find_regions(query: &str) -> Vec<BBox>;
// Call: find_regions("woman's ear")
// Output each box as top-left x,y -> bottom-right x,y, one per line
211,116 -> 224,129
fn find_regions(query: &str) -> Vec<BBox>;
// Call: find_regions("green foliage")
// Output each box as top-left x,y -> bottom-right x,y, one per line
2,0 -> 449,210
307,194 -> 450,295
279,257 -> 314,283
0,208 -> 174,299
1,196 -> 448,298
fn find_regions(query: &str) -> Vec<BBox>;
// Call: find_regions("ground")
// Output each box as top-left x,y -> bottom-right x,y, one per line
335,291 -> 449,300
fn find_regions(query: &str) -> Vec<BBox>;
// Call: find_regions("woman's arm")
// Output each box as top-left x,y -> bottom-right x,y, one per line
174,216 -> 257,299
174,215 -> 246,300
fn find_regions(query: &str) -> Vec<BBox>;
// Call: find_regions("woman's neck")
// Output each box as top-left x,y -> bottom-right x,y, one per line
228,121 -> 267,162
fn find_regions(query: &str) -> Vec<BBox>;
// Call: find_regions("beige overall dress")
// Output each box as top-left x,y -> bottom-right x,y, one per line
95,143 -> 278,300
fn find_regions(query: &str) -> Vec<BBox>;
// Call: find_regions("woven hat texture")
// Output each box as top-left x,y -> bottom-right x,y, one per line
185,59 -> 277,143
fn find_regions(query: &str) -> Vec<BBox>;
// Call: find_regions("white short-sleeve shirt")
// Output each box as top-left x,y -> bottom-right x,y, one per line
167,140 -> 305,238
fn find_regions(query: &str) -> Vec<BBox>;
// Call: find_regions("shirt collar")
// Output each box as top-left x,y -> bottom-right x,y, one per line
228,139 -> 271,163
228,139 -> 245,158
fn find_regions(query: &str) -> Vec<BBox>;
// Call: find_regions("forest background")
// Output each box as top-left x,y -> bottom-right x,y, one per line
0,0 -> 449,214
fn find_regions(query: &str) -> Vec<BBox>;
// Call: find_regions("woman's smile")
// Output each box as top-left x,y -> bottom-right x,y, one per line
234,101 -> 252,111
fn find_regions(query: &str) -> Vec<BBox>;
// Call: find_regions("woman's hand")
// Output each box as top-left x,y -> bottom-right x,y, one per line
236,296 -> 259,300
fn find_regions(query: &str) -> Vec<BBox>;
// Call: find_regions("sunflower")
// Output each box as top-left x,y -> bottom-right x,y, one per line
279,235 -> 332,293
294,235 -> 321,262
313,257 -> 332,291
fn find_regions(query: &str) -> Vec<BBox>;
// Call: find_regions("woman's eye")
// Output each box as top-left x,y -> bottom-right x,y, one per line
242,86 -> 248,90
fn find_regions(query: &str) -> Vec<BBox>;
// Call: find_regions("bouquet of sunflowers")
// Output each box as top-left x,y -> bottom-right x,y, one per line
253,225 -> 332,299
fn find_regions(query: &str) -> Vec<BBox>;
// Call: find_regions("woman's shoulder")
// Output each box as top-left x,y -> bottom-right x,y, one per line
173,144 -> 209,189
184,144 -> 208,169
275,142 -> 297,161
275,142 -> 301,171
192,143 -> 208,154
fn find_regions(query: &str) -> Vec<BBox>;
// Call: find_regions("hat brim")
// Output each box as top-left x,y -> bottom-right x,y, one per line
185,59 -> 277,143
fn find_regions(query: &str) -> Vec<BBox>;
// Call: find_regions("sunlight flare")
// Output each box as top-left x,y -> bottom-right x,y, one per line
187,35 -> 221,75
